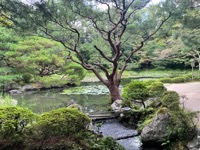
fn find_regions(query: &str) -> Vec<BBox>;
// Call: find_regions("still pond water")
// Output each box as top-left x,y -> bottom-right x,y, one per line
12,83 -> 110,114
12,78 -> 153,114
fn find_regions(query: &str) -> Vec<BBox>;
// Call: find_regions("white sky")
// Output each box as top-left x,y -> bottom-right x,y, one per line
151,0 -> 161,4
23,0 -> 162,5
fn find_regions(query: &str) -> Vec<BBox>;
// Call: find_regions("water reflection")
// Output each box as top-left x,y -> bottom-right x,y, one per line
12,88 -> 110,114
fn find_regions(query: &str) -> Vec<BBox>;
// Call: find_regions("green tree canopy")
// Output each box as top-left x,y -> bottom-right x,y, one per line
0,0 -> 186,101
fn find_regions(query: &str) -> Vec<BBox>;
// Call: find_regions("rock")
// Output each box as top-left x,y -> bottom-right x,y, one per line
67,99 -> 76,106
111,99 -> 122,112
187,128 -> 200,150
121,107 -> 131,112
21,85 -> 34,91
68,103 -> 83,111
66,99 -> 83,111
21,83 -> 43,91
145,97 -> 162,108
141,112 -> 171,145
4,83 -> 21,91
9,90 -> 22,95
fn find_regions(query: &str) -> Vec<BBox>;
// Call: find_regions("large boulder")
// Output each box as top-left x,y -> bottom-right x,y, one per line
4,83 -> 21,91
141,112 -> 171,145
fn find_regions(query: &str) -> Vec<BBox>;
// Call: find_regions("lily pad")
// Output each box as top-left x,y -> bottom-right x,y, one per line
62,85 -> 109,95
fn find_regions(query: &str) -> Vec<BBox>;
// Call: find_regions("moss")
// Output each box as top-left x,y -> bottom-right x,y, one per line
168,110 -> 196,141
156,107 -> 169,115
138,117 -> 153,132
161,91 -> 180,111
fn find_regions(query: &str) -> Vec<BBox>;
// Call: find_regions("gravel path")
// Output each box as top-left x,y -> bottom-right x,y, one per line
165,82 -> 200,126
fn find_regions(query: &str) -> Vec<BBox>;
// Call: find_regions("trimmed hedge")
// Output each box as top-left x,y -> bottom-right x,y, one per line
0,106 -> 38,142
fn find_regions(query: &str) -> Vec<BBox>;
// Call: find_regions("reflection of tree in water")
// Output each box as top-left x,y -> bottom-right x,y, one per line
13,88 -> 110,113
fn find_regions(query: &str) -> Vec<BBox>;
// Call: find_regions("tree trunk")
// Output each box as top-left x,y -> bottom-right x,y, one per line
198,56 -> 200,71
199,62 -> 200,71
108,79 -> 121,103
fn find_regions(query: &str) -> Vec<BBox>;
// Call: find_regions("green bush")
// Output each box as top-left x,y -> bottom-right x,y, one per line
159,74 -> 193,83
0,106 -> 38,141
161,91 -> 180,111
22,73 -> 33,83
30,108 -> 90,139
64,63 -> 86,85
122,81 -> 149,108
182,74 -> 192,82
148,81 -> 167,97
171,77 -> 186,83
159,78 -> 173,83
169,110 -> 196,141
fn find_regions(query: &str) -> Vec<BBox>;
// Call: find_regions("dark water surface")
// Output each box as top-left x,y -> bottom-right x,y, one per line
12,88 -> 110,114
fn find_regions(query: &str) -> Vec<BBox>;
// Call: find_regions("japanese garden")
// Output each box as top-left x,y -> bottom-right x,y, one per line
0,0 -> 200,149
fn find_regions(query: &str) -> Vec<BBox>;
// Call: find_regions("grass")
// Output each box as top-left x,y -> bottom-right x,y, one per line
0,95 -> 17,106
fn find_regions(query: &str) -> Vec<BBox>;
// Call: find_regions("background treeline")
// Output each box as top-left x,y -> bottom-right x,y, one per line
0,0 -> 199,89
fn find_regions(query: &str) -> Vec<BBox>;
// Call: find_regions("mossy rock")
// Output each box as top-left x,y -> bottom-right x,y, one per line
161,91 -> 180,111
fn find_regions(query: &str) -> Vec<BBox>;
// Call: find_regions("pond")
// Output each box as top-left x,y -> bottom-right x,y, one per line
12,77 -> 157,114
12,84 -> 110,114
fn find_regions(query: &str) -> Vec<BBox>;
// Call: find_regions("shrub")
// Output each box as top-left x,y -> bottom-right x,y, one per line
159,78 -> 173,83
169,110 -> 196,141
148,81 -> 167,97
22,73 -> 33,83
159,74 -> 193,83
63,63 -> 86,85
161,91 -> 180,111
0,106 -> 38,142
182,74 -> 192,82
171,77 -> 186,83
122,81 -> 149,108
30,108 -> 90,139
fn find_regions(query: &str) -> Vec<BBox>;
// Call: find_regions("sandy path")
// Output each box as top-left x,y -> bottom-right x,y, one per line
165,82 -> 200,126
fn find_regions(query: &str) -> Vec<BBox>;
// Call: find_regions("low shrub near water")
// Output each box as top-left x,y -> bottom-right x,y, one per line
122,80 -> 166,108
30,108 -> 91,139
122,81 -> 149,108
0,107 -> 125,149
0,106 -> 38,143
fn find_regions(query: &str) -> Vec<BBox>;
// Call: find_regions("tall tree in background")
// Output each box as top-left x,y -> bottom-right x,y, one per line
0,0 -> 184,101
181,7 -> 200,70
